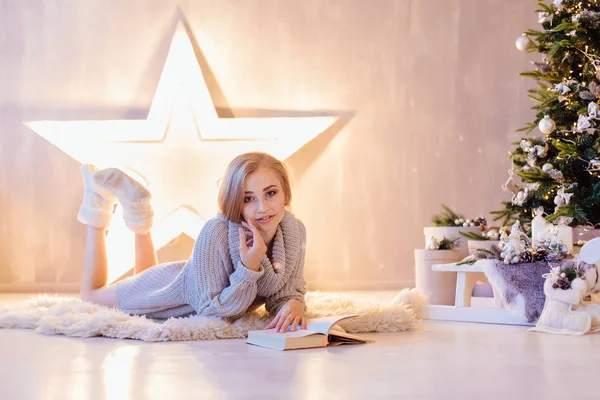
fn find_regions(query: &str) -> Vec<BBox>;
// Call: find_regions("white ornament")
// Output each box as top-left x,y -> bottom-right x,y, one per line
577,114 -> 592,132
554,82 -> 571,95
533,144 -> 548,158
515,34 -> 532,52
512,190 -> 528,206
539,12 -> 553,24
520,139 -> 532,152
589,102 -> 599,119
542,163 -> 553,172
502,169 -> 519,195
549,169 -> 565,182
426,236 -> 440,250
554,186 -> 573,206
539,115 -> 556,134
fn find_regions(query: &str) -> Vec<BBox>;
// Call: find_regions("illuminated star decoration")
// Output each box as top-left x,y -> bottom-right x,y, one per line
26,22 -> 337,282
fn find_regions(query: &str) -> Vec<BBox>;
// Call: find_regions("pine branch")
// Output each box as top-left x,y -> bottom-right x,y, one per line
550,22 -> 578,33
456,256 -> 477,266
536,1 -> 552,14
490,202 -> 520,227
516,122 -> 538,134
438,236 -> 460,250
431,204 -> 464,227
459,231 -> 489,241
518,168 -> 553,183
547,204 -> 589,225
520,70 -> 551,81
550,139 -> 577,157
563,265 -> 578,282
456,244 -> 504,266
584,182 -> 600,206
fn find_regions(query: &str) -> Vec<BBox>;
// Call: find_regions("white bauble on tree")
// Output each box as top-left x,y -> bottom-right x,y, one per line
542,163 -> 553,172
515,34 -> 532,52
539,115 -> 556,134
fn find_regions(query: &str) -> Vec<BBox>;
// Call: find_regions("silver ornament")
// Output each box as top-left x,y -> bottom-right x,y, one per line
538,115 -> 556,134
549,169 -> 565,182
515,34 -> 532,52
542,163 -> 553,172
486,229 -> 499,240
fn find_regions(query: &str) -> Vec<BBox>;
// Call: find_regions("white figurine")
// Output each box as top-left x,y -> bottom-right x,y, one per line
531,207 -> 547,244
500,220 -> 529,264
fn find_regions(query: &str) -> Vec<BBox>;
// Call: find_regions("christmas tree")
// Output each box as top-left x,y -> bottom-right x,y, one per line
493,0 -> 600,231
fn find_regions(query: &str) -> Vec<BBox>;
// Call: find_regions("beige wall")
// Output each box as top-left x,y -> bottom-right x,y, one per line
0,0 -> 537,291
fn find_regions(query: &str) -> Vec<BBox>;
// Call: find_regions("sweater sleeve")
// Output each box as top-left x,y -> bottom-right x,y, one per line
265,220 -> 307,315
184,218 -> 264,318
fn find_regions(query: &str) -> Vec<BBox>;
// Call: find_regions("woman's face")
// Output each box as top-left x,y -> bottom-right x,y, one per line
241,167 -> 286,232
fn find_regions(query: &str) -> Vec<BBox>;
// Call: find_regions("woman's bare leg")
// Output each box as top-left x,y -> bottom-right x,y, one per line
80,226 -> 117,307
134,232 -> 158,274
82,226 -> 108,291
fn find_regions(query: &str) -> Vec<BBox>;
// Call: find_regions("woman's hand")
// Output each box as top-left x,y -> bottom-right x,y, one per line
265,299 -> 307,333
239,220 -> 267,272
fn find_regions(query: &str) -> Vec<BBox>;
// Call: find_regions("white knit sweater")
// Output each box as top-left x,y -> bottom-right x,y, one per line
115,210 -> 307,319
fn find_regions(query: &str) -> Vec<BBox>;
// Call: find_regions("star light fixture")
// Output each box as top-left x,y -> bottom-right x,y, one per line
26,22 -> 337,282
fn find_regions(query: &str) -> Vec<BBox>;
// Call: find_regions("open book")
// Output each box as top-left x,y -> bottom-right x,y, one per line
246,314 -> 374,351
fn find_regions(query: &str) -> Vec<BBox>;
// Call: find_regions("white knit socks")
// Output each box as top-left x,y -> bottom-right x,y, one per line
77,164 -> 118,229
92,167 -> 154,234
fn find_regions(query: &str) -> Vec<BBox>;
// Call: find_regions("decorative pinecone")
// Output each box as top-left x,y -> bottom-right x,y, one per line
557,277 -> 571,290
520,251 -> 534,263
474,217 -> 487,228
552,283 -> 560,289
533,249 -> 548,261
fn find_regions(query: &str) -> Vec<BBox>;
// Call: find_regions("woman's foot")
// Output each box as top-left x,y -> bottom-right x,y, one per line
77,164 -> 118,228
93,167 -> 154,234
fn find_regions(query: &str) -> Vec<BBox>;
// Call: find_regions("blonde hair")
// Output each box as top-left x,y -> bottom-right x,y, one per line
218,152 -> 292,222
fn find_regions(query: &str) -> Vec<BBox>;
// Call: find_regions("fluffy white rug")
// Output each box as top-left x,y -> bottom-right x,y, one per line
0,289 -> 424,342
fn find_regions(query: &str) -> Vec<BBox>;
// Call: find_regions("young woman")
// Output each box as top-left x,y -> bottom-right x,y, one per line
77,152 -> 307,333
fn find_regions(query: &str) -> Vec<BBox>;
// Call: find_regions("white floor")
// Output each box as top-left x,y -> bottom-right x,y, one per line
1,293 -> 599,400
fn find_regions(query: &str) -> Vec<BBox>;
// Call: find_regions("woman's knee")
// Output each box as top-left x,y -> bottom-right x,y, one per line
80,286 -> 117,308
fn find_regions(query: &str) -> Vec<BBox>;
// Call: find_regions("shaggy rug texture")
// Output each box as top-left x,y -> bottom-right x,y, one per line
0,289 -> 425,342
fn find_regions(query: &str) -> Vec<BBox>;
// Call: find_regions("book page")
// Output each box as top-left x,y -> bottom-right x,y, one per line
329,326 -> 375,343
305,314 -> 357,335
